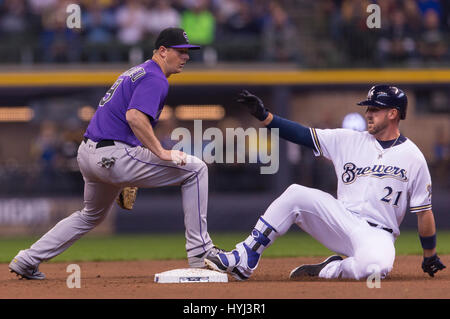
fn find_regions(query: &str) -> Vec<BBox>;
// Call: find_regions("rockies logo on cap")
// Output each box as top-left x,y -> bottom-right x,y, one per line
183,31 -> 189,43
154,27 -> 200,50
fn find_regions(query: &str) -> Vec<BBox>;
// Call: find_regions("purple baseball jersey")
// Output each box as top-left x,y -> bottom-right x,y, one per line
85,59 -> 169,146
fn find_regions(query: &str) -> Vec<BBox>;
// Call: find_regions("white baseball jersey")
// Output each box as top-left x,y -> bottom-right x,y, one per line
310,128 -> 432,236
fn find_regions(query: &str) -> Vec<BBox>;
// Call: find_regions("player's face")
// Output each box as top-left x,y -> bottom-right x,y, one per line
365,106 -> 390,136
166,48 -> 190,74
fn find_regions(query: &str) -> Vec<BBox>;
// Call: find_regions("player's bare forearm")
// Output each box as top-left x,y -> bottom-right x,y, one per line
417,210 -> 437,257
126,109 -> 166,157
126,109 -> 186,164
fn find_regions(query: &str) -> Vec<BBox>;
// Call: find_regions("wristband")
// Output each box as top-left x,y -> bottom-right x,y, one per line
419,234 -> 436,250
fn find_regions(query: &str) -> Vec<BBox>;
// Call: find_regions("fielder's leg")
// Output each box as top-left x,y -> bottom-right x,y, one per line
11,141 -> 122,277
120,146 -> 214,266
14,180 -> 121,267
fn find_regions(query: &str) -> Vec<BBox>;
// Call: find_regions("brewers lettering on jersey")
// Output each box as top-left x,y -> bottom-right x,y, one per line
341,162 -> 408,184
204,85 -> 445,281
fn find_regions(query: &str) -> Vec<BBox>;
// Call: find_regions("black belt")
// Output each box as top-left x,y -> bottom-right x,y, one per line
83,137 -> 115,148
367,221 -> 393,234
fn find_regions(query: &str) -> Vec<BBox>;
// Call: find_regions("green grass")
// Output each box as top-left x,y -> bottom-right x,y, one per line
1,231 -> 449,263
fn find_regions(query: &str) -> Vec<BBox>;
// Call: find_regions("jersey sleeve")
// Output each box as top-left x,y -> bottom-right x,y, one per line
409,158 -> 433,213
310,128 -> 358,161
127,75 -> 167,120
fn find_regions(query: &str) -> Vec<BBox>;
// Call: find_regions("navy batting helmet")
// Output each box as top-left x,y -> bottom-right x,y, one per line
357,85 -> 408,120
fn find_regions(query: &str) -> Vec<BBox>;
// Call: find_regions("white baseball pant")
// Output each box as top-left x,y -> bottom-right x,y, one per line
262,184 -> 396,280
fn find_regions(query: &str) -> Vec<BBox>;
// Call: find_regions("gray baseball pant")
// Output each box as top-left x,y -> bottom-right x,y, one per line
17,139 -> 213,266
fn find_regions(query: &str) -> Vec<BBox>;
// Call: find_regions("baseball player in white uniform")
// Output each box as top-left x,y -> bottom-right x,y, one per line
9,28 -> 223,280
205,85 -> 446,280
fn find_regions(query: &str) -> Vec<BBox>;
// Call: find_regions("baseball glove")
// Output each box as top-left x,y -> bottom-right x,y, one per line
116,187 -> 138,210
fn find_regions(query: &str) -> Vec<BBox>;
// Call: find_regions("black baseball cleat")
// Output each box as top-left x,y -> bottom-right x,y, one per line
188,246 -> 225,268
204,249 -> 250,281
289,255 -> 343,279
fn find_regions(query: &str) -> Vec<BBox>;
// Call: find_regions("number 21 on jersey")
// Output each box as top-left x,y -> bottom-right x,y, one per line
381,186 -> 402,207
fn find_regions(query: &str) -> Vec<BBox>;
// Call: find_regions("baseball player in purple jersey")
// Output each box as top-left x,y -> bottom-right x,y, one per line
9,28 -> 223,279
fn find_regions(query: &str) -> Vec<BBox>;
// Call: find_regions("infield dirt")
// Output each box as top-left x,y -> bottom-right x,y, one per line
1,255 -> 449,299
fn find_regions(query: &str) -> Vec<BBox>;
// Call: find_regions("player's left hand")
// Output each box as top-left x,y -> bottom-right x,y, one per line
422,254 -> 446,277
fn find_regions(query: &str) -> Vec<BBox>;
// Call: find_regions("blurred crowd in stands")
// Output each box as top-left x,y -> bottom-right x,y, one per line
318,0 -> 450,67
0,0 -> 448,66
0,0 -> 300,64
0,120 -> 86,195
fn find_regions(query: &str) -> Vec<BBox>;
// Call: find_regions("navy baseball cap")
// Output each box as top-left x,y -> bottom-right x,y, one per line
154,27 -> 200,50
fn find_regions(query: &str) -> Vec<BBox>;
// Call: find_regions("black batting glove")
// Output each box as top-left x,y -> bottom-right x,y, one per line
237,90 -> 269,121
422,254 -> 446,277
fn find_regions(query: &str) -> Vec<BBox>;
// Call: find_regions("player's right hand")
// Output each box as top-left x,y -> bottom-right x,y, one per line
160,150 -> 187,166
237,90 -> 269,121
